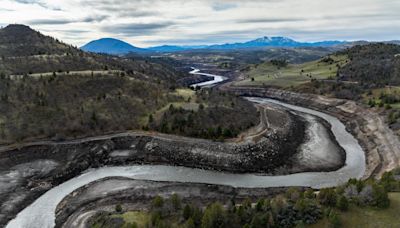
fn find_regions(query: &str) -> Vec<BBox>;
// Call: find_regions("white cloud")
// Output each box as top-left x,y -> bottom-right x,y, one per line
0,0 -> 399,47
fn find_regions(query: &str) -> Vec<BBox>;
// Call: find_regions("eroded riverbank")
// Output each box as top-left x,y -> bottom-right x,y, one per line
56,177 -> 297,228
0,103 -> 307,227
5,96 -> 361,228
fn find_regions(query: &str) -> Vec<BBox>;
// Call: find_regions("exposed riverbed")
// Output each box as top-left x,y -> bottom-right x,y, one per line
6,96 -> 365,228
5,70 -> 365,228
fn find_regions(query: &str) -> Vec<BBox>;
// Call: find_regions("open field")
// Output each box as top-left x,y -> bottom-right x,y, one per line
310,193 -> 400,228
235,55 -> 348,88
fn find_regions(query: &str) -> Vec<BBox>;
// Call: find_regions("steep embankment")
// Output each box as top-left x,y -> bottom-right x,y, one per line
227,86 -> 400,179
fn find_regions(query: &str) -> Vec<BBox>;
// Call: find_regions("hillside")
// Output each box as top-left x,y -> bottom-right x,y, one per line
0,24 -> 74,57
238,43 -> 400,88
338,43 -> 400,86
237,54 -> 349,88
0,24 -> 185,143
81,38 -> 147,55
0,24 -> 182,84
0,24 -> 260,144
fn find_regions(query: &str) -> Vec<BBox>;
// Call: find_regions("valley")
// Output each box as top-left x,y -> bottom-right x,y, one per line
1,21 -> 400,228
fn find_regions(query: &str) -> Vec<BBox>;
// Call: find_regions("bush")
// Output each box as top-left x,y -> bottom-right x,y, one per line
372,184 -> 390,209
318,188 -> 337,207
183,204 -> 192,220
171,193 -> 182,211
152,195 -> 164,209
115,204 -> 122,213
328,211 -> 341,228
336,195 -> 349,211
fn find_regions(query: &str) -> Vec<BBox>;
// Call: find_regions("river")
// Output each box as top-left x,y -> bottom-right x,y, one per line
189,67 -> 227,87
6,70 -> 365,228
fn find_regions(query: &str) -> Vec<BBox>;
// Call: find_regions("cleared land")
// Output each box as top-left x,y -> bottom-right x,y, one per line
236,55 -> 348,88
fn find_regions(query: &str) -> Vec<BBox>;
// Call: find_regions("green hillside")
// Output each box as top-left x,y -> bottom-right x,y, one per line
236,55 -> 348,88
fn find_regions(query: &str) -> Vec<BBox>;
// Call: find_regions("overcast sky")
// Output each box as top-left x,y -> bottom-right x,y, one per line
1,0 -> 400,47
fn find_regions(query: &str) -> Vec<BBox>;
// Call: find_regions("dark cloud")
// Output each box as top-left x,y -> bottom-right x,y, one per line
42,29 -> 89,34
28,19 -> 73,25
102,22 -> 174,36
28,15 -> 108,25
82,15 -> 109,23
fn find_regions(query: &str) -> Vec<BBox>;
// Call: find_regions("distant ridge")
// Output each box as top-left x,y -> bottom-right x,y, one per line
81,36 -> 347,54
205,37 -> 345,50
81,38 -> 148,55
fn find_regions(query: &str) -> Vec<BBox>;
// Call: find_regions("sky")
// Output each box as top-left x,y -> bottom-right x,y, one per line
0,0 -> 400,47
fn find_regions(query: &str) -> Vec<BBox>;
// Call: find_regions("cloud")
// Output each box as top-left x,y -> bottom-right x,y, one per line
2,0 -> 400,47
212,2 -> 237,11
28,19 -> 73,25
28,15 -> 109,25
82,15 -> 109,23
101,22 -> 175,36
14,0 -> 62,11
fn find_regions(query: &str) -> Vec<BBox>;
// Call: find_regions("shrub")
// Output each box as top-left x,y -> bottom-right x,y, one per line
328,211 -> 341,228
115,204 -> 122,213
336,195 -> 349,211
152,195 -> 164,209
318,188 -> 337,207
171,193 -> 182,211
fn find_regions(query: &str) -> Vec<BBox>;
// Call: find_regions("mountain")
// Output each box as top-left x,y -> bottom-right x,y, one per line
82,36 -> 347,54
148,45 -> 208,52
147,45 -> 188,52
150,36 -> 346,52
206,37 -> 346,50
81,38 -> 147,55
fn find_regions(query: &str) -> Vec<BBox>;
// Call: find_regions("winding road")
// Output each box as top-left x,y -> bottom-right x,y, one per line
6,70 -> 365,228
